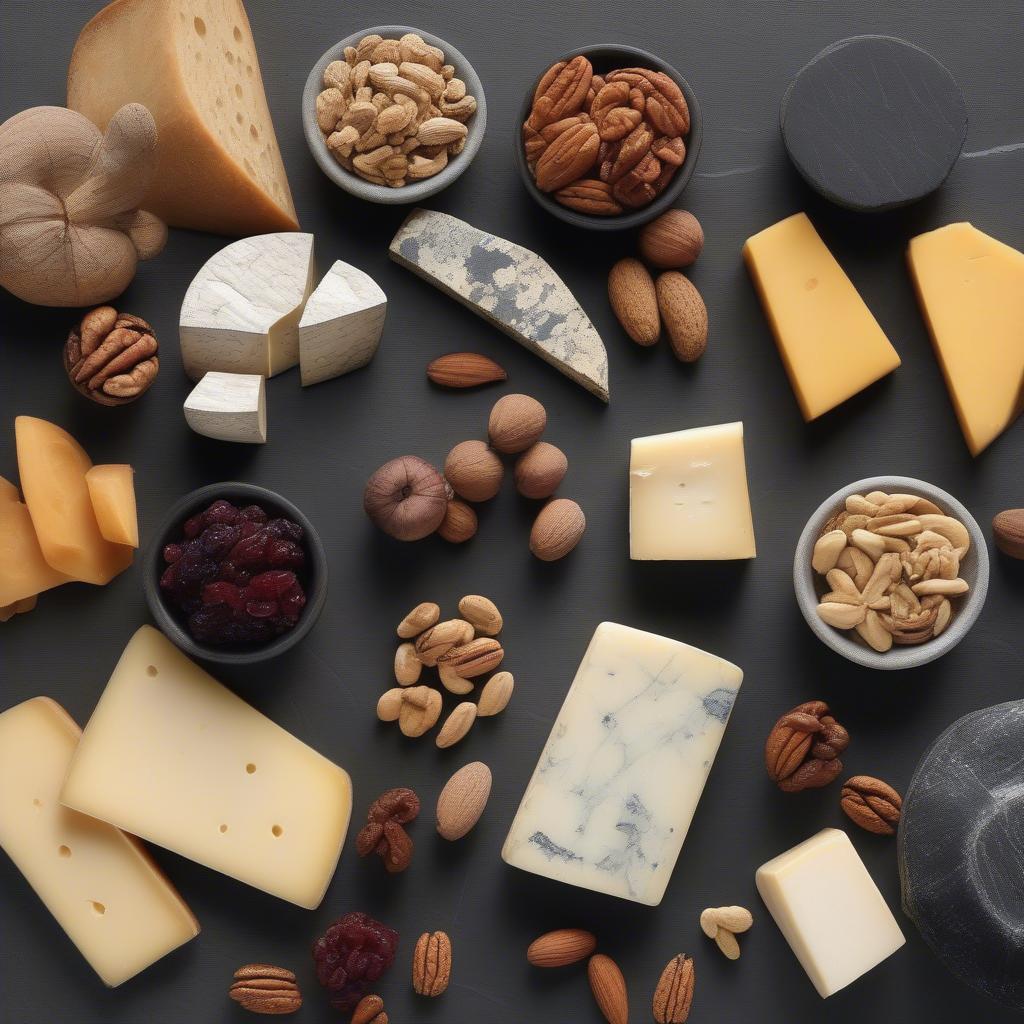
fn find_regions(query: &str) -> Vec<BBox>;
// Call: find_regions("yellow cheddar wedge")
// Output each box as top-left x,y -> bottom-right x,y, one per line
86,465 -> 139,548
744,213 -> 901,420
908,222 -> 1024,456
0,476 -> 70,608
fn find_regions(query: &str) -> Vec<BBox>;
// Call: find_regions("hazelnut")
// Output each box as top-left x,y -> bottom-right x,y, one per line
530,498 -> 586,561
638,209 -> 704,269
488,394 -> 547,454
364,455 -> 448,541
444,440 -> 503,502
514,442 -> 568,499
438,500 -> 478,543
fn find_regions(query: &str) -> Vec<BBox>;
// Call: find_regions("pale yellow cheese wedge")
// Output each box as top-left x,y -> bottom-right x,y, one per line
68,0 -> 298,236
0,697 -> 199,986
0,475 -> 70,607
908,222 -> 1024,455
14,417 -> 133,585
86,465 -> 139,548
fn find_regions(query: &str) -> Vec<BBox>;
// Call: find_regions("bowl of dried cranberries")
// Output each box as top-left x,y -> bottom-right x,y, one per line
143,483 -> 328,665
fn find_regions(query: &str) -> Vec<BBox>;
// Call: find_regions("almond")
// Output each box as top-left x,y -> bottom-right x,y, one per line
436,761 -> 492,840
435,701 -> 477,748
993,508 -> 1024,559
639,210 -> 704,269
530,498 -> 586,561
535,120 -> 601,193
608,258 -> 660,346
426,352 -> 507,388
477,671 -> 514,716
457,594 -> 503,635
588,954 -> 628,1024
397,601 -> 440,639
515,442 -> 568,499
656,272 -> 707,362
394,642 -> 422,685
527,928 -> 597,967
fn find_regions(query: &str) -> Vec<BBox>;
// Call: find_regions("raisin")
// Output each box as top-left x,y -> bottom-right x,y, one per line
312,912 -> 399,1011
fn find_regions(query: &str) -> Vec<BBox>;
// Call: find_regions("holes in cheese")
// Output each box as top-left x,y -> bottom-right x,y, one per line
68,0 -> 298,237
85,465 -> 139,548
0,475 -> 69,607
14,417 -> 133,586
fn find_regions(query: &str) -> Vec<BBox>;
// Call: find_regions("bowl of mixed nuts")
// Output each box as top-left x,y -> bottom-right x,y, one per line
303,27 -> 486,202
794,477 -> 989,670
514,44 -> 703,230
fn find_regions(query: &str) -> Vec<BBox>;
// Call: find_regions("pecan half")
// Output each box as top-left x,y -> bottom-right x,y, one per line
412,931 -> 452,997
229,964 -> 302,1015
612,151 -> 662,208
437,636 -> 504,678
554,178 -> 623,216
63,307 -> 159,406
605,122 -> 654,184
653,954 -> 695,1023
534,120 -> 600,193
590,82 -> 641,141
608,68 -> 690,136
764,700 -> 849,792
841,776 -> 902,835
530,55 -> 593,128
356,787 -> 419,873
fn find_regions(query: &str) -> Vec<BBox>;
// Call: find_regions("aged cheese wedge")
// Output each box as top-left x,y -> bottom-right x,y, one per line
0,697 -> 199,986
0,476 -> 70,607
180,233 -> 315,380
67,0 -> 298,236
85,465 -> 138,547
907,222 -> 1024,455
503,622 -> 743,905
184,371 -> 267,443
298,261 -> 387,386
14,417 -> 133,585
744,212 -> 901,420
61,626 -> 352,909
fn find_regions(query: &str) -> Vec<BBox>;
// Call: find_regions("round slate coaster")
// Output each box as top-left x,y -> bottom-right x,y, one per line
781,35 -> 968,211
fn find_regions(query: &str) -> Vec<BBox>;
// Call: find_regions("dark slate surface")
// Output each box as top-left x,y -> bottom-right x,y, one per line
1,2 -> 1023,1023
781,35 -> 968,211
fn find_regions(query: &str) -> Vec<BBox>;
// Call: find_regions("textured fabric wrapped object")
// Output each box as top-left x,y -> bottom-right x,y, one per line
0,103 -> 166,306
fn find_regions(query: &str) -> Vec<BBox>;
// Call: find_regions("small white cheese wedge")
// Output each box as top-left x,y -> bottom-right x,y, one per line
179,233 -> 315,380
298,260 -> 387,386
183,371 -> 266,443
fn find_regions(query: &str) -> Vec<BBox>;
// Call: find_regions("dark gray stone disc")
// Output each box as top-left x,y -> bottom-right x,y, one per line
781,35 -> 968,211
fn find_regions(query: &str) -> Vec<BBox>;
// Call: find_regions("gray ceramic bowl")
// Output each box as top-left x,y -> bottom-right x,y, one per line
512,44 -> 703,230
793,476 -> 988,670
302,26 -> 487,204
143,483 -> 328,666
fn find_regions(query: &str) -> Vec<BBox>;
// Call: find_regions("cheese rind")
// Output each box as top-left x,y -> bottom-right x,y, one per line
298,261 -> 387,386
630,421 -> 756,560
67,0 -> 298,236
907,222 -> 1024,455
743,212 -> 901,420
0,475 -> 70,606
85,465 -> 138,547
756,828 -> 905,997
179,233 -> 316,380
61,626 -> 351,909
502,622 -> 743,906
0,697 -> 198,986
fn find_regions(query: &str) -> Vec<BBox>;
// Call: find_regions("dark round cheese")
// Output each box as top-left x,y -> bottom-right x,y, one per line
780,35 -> 967,211
898,700 -> 1024,1011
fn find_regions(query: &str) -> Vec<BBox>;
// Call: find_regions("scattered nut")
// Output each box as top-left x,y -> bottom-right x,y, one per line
515,442 -> 568,499
398,686 -> 443,737
652,953 -> 695,1023
438,499 -> 478,543
438,637 -> 504,678
700,906 -> 752,960
436,701 -> 478,748
377,688 -> 404,722
229,964 -> 302,1015
351,994 -> 387,1024
488,394 -> 547,453
457,594 -> 503,635
364,456 -> 448,541
438,662 -> 475,695
656,271 -> 707,362
639,209 -> 704,268
394,642 -> 422,685
840,775 -> 902,835
415,619 -> 473,666
530,498 -> 586,561
397,601 -> 440,638
444,440 -> 504,501
436,761 -> 492,840
477,671 -> 514,716
993,508 -> 1024,559
764,700 -> 849,792
526,928 -> 597,967
412,931 -> 452,996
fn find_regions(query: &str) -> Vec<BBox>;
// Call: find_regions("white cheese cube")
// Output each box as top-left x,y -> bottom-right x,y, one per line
756,828 -> 905,997
502,622 -> 742,905
630,421 -> 756,560
61,627 -> 352,909
0,697 -> 198,986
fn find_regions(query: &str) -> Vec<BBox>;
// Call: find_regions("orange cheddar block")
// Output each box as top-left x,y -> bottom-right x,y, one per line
14,417 -> 133,586
86,465 -> 139,548
0,476 -> 70,607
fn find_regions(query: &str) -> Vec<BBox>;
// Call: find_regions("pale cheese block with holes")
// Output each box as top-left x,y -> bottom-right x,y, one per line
61,626 -> 352,909
298,261 -> 387,386
184,371 -> 267,443
179,233 -> 315,380
67,0 -> 298,236
502,622 -> 743,905
0,697 -> 199,986
630,421 -> 756,560
757,828 -> 905,997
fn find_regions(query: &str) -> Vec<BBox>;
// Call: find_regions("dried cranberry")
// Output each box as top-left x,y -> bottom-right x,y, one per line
239,504 -> 268,524
237,520 -> 262,539
202,582 -> 244,609
228,530 -> 270,567
248,570 -> 297,600
183,513 -> 204,538
201,499 -> 240,527
163,543 -> 183,564
245,599 -> 278,619
266,539 -> 305,569
279,584 -> 306,620
266,517 -> 304,542
200,523 -> 240,557
312,912 -> 399,1011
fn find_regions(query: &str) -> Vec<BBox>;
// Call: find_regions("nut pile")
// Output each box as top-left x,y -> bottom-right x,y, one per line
813,490 -> 971,652
523,55 -> 691,214
377,596 -> 513,747
63,306 -> 159,406
700,906 -> 753,960
316,32 -> 478,187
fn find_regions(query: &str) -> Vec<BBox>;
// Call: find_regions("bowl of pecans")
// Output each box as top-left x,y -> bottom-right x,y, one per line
514,44 -> 703,230
793,476 -> 989,670
303,27 -> 486,203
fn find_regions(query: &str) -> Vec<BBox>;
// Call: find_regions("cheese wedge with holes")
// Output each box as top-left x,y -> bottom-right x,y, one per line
908,222 -> 1024,455
0,697 -> 199,986
68,0 -> 298,236
61,626 -> 351,909
180,233 -> 315,379
744,213 -> 901,420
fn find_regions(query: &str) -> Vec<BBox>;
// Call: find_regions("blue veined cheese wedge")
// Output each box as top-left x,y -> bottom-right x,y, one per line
502,622 -> 742,905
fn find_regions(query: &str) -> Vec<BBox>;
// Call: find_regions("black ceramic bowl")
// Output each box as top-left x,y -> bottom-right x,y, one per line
513,44 -> 703,231
143,483 -> 328,666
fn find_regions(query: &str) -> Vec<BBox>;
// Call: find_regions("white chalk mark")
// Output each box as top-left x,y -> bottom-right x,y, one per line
961,142 -> 1024,159
696,163 -> 765,178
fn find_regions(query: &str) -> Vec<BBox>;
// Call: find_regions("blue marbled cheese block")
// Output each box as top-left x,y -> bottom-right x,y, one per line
502,621 -> 742,905
388,208 -> 609,401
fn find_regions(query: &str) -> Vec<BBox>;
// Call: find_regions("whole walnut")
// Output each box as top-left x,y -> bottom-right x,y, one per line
0,103 -> 166,307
